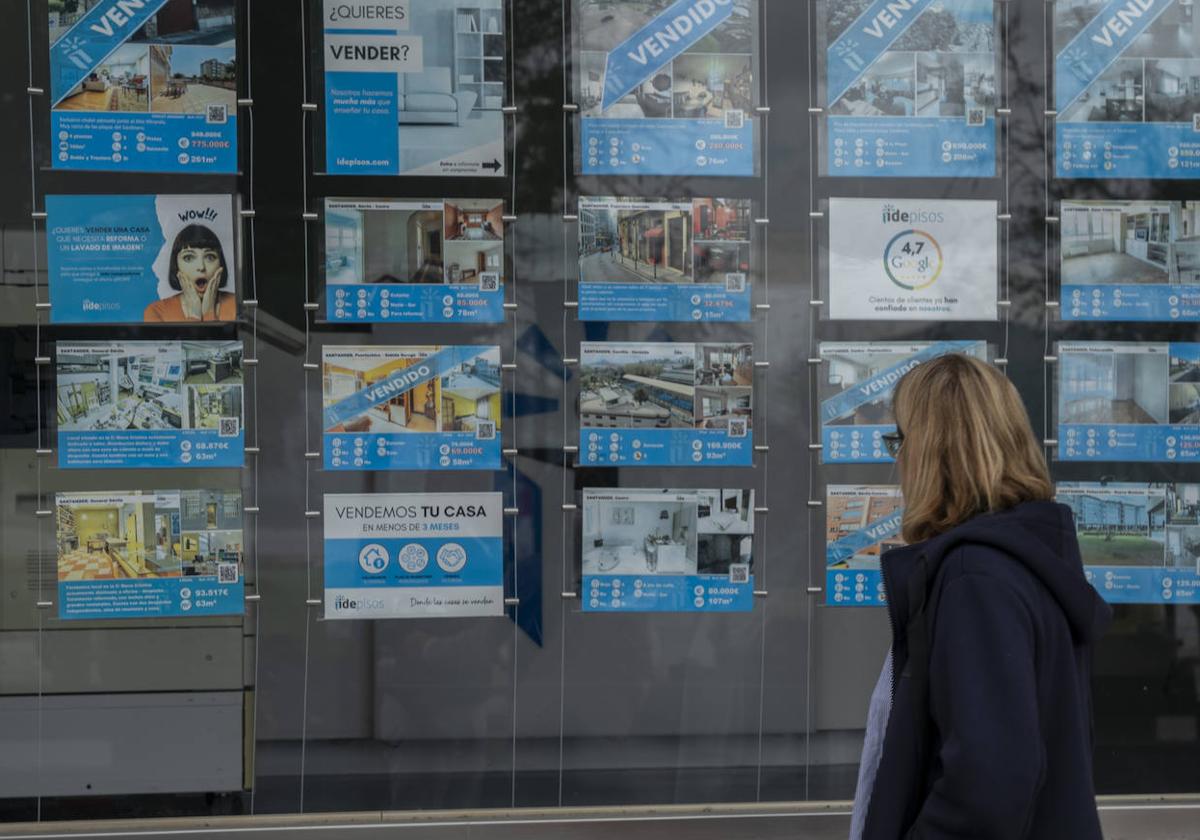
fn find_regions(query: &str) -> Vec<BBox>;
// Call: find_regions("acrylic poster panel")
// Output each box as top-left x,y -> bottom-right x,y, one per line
322,345 -> 502,470
582,488 -> 755,612
323,492 -> 504,618
47,194 -> 237,325
48,0 -> 237,172
579,341 -> 753,466
1057,341 -> 1200,461
325,198 -> 505,323
1058,482 -> 1200,604
576,0 -> 758,176
818,341 -> 988,463
823,0 -> 997,177
57,340 -> 245,469
826,484 -> 905,606
322,0 -> 506,176
1055,0 -> 1200,178
1061,200 -> 1200,321
56,489 -> 244,620
577,197 -> 752,321
827,197 -> 999,320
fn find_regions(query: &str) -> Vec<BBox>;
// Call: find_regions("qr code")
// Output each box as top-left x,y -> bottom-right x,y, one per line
476,420 -> 496,440
725,272 -> 746,292
729,563 -> 750,584
1192,113 -> 1200,132
479,272 -> 499,292
207,103 -> 228,125
727,418 -> 747,438
967,107 -> 985,127
217,562 -> 239,584
219,417 -> 239,437
725,109 -> 745,129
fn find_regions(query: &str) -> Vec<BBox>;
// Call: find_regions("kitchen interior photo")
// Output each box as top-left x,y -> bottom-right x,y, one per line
1061,201 -> 1200,285
57,348 -> 185,432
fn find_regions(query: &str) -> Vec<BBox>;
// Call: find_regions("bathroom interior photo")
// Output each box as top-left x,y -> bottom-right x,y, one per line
582,492 -> 699,576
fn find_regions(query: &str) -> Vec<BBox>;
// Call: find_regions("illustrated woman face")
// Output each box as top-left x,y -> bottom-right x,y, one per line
176,246 -> 222,293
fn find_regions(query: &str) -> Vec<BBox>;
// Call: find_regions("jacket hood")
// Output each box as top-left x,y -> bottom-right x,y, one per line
900,500 -> 1112,643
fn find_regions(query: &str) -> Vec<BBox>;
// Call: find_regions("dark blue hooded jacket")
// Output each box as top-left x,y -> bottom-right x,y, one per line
863,500 -> 1112,840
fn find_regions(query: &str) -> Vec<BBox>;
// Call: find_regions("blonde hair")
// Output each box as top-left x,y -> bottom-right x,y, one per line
892,354 -> 1052,544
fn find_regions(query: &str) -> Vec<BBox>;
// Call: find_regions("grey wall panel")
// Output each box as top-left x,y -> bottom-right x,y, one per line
814,607 -> 889,732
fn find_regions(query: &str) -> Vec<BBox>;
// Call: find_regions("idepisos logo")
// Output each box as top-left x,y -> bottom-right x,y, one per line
880,204 -> 945,291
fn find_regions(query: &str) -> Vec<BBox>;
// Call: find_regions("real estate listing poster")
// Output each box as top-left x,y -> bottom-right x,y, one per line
575,0 -> 758,176
579,341 -> 753,466
1058,482 -> 1200,604
582,487 -> 755,612
822,0 -> 997,177
1055,0 -> 1200,178
323,492 -> 504,618
828,197 -> 998,320
57,340 -> 244,469
322,345 -> 501,470
48,0 -> 237,172
1057,341 -> 1200,461
578,197 -> 752,321
47,194 -> 237,325
325,198 -> 505,323
826,485 -> 905,606
56,489 -> 244,620
322,0 -> 506,176
819,341 -> 988,463
1061,200 -> 1200,321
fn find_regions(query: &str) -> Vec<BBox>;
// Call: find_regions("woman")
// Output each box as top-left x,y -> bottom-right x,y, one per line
144,224 -> 236,322
851,354 -> 1110,840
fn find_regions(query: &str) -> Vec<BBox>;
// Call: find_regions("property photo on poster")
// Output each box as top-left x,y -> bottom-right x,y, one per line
828,197 -> 998,320
322,0 -> 506,175
56,489 -> 244,620
825,485 -> 905,606
579,341 -> 753,466
819,341 -> 988,463
578,196 -> 752,321
582,487 -> 755,612
323,492 -> 504,619
1057,482 -> 1200,604
1055,0 -> 1200,178
47,194 -> 237,325
1061,200 -> 1200,321
823,0 -> 997,177
325,198 -> 505,322
575,0 -> 758,176
49,0 -> 237,172
1057,341 -> 1200,461
322,345 -> 501,470
57,341 -> 244,469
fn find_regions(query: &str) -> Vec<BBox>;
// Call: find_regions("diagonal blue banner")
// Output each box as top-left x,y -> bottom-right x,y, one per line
827,509 -> 904,566
1055,0 -> 1174,111
821,341 -> 979,424
826,0 -> 935,105
50,0 -> 170,105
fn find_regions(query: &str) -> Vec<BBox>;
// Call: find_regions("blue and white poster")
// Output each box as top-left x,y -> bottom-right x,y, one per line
56,489 -> 244,620
576,0 -> 758,176
1055,0 -> 1200,178
578,197 -> 752,321
1058,482 -> 1200,604
322,344 -> 502,470
1058,341 -> 1200,461
826,484 -> 905,606
48,0 -> 236,172
1061,200 -> 1200,321
47,193 -> 238,325
323,492 -> 504,618
819,341 -> 988,463
582,487 -> 755,612
325,198 -> 504,323
579,341 -> 753,466
824,0 -> 997,177
322,0 -> 506,176
57,340 -> 244,469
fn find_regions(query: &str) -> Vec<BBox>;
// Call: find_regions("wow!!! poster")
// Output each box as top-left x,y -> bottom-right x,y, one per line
1055,0 -> 1200,178
48,0 -> 237,173
575,0 -> 759,176
822,0 -> 997,177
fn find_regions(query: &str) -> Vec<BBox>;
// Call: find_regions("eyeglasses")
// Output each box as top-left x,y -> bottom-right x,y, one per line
881,430 -> 904,458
